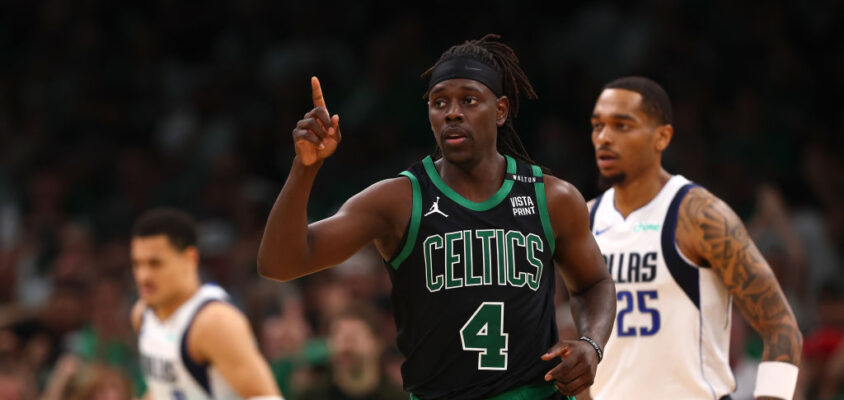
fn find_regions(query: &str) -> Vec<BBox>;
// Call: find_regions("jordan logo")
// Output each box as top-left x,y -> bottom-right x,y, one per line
424,196 -> 449,218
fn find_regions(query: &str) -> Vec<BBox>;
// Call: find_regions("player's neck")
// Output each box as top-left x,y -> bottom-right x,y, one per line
333,361 -> 380,396
437,152 -> 506,203
612,165 -> 671,219
154,283 -> 201,321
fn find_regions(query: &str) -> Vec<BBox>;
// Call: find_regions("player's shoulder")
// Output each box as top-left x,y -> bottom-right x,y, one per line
187,300 -> 255,363
345,176 -> 411,209
541,174 -> 591,238
191,301 -> 248,334
678,185 -> 737,223
372,176 -> 413,193
543,174 -> 587,209
675,184 -> 744,259
340,176 -> 413,230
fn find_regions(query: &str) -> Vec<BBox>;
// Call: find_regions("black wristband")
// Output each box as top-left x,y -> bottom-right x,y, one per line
578,336 -> 603,362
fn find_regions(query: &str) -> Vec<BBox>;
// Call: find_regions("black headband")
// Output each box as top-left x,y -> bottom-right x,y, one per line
428,56 -> 503,97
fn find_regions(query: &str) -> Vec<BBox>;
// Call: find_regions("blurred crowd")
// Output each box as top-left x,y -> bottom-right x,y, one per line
0,1 -> 841,399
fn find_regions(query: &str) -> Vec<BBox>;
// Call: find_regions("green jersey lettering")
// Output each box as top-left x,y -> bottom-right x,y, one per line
460,302 -> 508,370
424,235 -> 444,292
445,231 -> 464,289
526,233 -> 544,291
423,229 -> 545,293
475,229 -> 496,285
463,230 -> 482,286
505,231 -> 527,287
496,229 -> 507,286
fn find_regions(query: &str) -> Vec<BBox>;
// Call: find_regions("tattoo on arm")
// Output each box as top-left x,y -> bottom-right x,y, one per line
677,188 -> 802,365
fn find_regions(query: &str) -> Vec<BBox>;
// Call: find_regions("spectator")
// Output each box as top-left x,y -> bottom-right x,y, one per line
41,355 -> 134,400
0,360 -> 36,400
297,304 -> 405,400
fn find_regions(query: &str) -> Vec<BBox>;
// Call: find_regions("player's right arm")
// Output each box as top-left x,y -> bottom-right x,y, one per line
257,77 -> 409,281
677,187 -> 802,399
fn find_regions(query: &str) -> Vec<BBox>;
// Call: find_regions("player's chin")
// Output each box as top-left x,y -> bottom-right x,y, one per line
440,147 -> 476,165
138,291 -> 159,305
598,170 -> 626,188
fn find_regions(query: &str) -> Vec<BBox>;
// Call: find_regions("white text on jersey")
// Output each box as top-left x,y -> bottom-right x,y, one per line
510,196 -> 536,216
423,229 -> 544,292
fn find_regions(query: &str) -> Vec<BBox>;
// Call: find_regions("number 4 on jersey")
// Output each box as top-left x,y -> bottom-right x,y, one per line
460,302 -> 508,370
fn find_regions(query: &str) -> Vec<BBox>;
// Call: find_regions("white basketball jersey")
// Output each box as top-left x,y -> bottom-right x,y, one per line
139,284 -> 242,400
589,175 -> 736,400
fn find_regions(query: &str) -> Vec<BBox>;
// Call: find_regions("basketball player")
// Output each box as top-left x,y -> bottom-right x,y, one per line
130,208 -> 283,400
586,77 -> 802,400
257,35 -> 616,399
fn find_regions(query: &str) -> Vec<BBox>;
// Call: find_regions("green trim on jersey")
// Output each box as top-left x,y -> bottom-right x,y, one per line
390,171 -> 422,270
422,155 -> 516,212
409,381 -> 563,400
531,165 -> 556,256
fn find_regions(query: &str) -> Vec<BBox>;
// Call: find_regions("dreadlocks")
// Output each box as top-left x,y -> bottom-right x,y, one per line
422,34 -> 539,165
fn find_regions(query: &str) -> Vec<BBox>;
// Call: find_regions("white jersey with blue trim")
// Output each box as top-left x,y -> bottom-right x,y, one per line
589,175 -> 736,400
139,284 -> 242,400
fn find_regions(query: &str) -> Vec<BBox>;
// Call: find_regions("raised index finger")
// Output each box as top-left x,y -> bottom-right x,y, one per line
311,76 -> 328,112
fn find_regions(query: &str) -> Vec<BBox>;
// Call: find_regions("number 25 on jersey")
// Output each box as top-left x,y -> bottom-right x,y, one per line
616,290 -> 661,336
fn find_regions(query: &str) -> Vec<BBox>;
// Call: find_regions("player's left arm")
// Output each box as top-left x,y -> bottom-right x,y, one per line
677,187 -> 802,400
188,302 -> 282,398
541,176 -> 616,396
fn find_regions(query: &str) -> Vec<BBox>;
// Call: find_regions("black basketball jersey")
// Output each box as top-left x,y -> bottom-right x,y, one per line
385,155 -> 560,400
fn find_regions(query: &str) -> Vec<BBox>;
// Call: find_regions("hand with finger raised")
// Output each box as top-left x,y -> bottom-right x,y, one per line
293,76 -> 341,166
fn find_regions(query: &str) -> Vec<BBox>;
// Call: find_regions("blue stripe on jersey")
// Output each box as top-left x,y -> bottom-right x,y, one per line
180,299 -> 221,396
589,193 -> 604,231
661,183 -> 701,309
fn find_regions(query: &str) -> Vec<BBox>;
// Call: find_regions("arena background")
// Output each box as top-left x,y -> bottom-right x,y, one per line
0,1 -> 841,399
